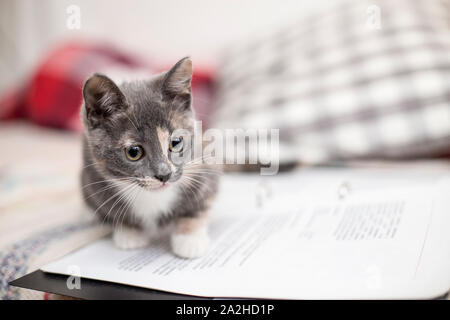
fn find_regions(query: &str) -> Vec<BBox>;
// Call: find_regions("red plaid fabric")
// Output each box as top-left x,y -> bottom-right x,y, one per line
0,42 -> 215,131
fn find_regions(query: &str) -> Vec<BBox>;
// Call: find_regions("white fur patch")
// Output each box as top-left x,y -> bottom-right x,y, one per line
171,227 -> 209,259
113,227 -> 150,250
125,183 -> 180,232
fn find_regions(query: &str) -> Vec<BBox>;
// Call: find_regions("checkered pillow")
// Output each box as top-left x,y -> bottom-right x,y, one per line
212,0 -> 450,164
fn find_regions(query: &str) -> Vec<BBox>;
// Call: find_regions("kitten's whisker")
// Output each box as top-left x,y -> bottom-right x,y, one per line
85,180 -> 131,200
81,177 -> 132,189
120,183 -> 141,231
101,183 -> 135,226
108,183 -> 138,228
182,184 -> 201,208
184,154 -> 217,165
186,157 -> 219,165
117,182 -> 137,229
119,184 -> 141,232
130,183 -> 143,225
107,182 -> 137,227
182,176 -> 217,186
181,174 -> 210,197
184,173 -> 221,179
182,181 -> 209,197
113,183 -> 137,230
186,159 -> 221,168
184,159 -> 222,168
185,167 -> 220,173
185,181 -> 205,205
81,162 -> 102,170
177,180 -> 193,209
182,175 -> 213,193
96,183 -> 136,222
185,161 -> 218,167
184,168 -> 222,175
183,171 -> 222,179
119,184 -> 139,230
179,179 -> 200,207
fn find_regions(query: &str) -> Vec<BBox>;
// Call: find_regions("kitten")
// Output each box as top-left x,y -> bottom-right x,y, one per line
80,57 -> 218,258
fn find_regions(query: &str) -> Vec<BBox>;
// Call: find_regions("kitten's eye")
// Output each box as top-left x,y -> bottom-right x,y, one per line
125,145 -> 144,161
169,136 -> 183,153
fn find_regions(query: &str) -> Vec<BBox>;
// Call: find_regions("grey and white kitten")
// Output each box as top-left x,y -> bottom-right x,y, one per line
80,57 -> 218,258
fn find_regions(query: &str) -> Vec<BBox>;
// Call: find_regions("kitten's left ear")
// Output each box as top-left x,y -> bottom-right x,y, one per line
82,73 -> 127,128
162,57 -> 193,97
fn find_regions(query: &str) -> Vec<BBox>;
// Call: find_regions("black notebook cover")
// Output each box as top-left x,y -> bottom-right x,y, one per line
10,270 -> 209,300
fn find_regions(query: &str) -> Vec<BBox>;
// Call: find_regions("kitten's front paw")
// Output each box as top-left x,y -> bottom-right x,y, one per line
171,228 -> 209,259
113,227 -> 150,250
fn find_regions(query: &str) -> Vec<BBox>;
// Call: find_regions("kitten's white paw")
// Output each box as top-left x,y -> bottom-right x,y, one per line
113,227 -> 150,250
171,228 -> 209,259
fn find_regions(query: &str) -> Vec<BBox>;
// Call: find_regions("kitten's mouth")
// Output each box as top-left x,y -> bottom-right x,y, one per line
155,182 -> 169,190
136,180 -> 169,191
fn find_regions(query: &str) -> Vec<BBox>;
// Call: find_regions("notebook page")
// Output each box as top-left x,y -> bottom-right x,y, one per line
41,170 -> 450,299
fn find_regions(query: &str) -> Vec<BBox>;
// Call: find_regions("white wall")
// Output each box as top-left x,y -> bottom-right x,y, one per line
0,0 -> 344,92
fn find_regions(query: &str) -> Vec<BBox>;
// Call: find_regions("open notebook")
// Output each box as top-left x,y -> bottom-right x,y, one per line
41,168 -> 450,299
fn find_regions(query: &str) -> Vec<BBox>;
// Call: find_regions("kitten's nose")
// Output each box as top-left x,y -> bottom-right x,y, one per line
154,163 -> 172,183
154,172 -> 171,183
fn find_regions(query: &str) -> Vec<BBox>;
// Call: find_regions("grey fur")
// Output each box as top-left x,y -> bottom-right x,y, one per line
80,57 -> 218,230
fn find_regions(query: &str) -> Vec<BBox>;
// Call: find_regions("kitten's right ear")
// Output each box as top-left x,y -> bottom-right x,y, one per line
162,57 -> 193,97
82,73 -> 126,127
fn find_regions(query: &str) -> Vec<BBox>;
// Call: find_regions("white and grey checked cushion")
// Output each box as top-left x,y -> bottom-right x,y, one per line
212,0 -> 450,164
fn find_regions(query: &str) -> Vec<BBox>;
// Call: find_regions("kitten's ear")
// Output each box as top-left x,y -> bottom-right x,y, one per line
82,73 -> 127,127
162,57 -> 193,97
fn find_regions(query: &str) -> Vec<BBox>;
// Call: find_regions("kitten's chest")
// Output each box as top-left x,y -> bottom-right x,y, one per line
128,185 -> 179,228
